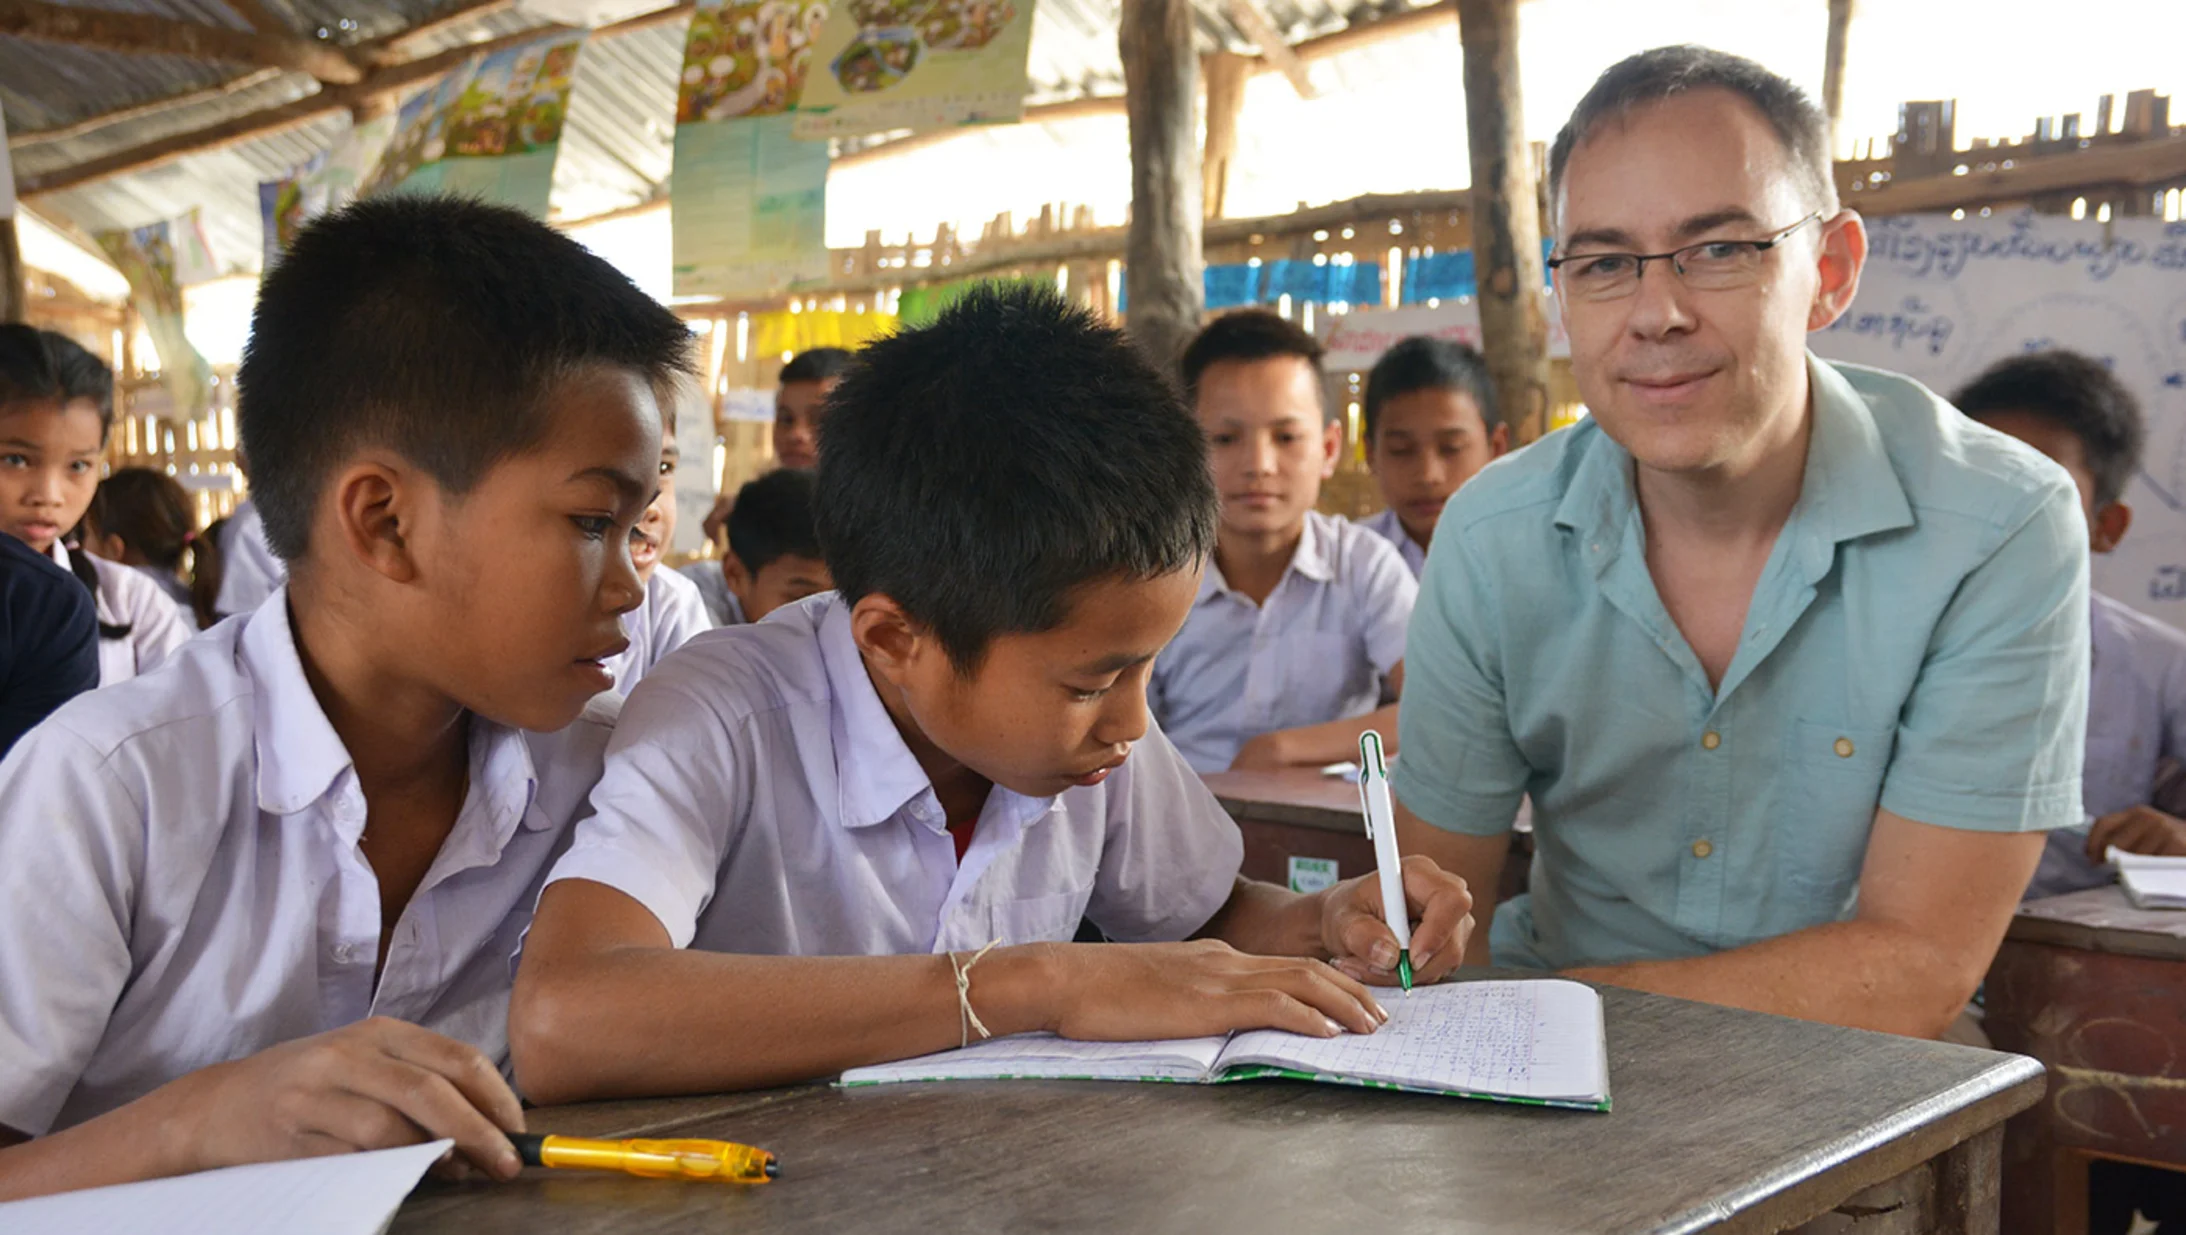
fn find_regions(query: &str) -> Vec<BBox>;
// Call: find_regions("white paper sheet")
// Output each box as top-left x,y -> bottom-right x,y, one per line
0,1139 -> 451,1235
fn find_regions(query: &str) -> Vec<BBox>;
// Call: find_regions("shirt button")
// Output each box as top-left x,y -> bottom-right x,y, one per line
1692,840 -> 1714,859
1701,731 -> 1721,751
1834,737 -> 1855,758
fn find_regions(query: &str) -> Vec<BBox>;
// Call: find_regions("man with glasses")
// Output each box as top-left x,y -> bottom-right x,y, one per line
1382,46 -> 2087,1041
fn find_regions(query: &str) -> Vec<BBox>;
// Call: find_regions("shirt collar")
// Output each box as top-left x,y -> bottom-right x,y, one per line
1554,352 -> 1915,578
1201,512 -> 1337,601
817,597 -> 944,830
242,589 -> 544,831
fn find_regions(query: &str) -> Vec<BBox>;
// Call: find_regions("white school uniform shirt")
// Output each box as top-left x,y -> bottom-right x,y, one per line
214,498 -> 286,618
1150,510 -> 1418,774
1360,507 -> 1428,578
677,559 -> 747,628
0,592 -> 617,1136
548,592 -> 1244,957
47,542 -> 191,685
605,566 -> 713,695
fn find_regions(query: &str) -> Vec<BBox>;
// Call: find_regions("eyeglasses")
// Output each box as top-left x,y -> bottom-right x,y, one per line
1547,211 -> 1825,302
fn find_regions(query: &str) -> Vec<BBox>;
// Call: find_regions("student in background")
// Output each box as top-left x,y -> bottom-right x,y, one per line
1148,310 -> 1416,773
606,409 -> 712,695
0,195 -> 691,1200
699,347 -> 853,545
509,286 -> 1475,1104
1955,350 -> 2186,892
678,467 -> 831,626
83,466 -> 224,629
0,533 -> 97,756
1359,336 -> 1509,576
0,326 -> 191,684
215,450 -> 286,620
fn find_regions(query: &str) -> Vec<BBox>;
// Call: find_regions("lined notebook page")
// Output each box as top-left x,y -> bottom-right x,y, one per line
1220,980 -> 1608,1102
841,1032 -> 1229,1084
2111,848 -> 2186,909
0,1139 -> 449,1235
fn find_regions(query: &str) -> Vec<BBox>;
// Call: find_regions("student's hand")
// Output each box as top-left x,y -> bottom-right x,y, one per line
1229,732 -> 1297,770
2087,805 -> 2186,861
1323,855 -> 1474,987
1048,940 -> 1387,1040
699,494 -> 736,547
171,1017 -> 526,1181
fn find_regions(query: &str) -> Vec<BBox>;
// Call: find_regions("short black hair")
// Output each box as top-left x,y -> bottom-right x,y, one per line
0,325 -> 114,431
780,348 -> 853,386
237,194 -> 693,562
728,467 -> 821,574
1179,309 -> 1328,416
816,283 -> 1216,670
1363,336 -> 1501,442
1954,350 -> 2144,508
1549,46 -> 1838,224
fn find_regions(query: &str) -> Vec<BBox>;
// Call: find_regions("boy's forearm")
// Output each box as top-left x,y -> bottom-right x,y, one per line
0,1077 -> 203,1201
1273,705 -> 1401,768
510,944 -> 1070,1104
1563,918 -> 1973,1039
1193,877 -> 1328,959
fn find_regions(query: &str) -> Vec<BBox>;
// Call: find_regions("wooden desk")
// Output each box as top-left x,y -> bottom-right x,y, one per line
1985,885 -> 2186,1234
1203,768 -> 1532,904
393,976 -> 2042,1234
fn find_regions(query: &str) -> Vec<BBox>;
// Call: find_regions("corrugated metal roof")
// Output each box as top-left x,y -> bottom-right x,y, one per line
5,0 -> 1423,271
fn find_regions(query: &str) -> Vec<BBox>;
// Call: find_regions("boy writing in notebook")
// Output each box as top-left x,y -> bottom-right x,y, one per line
0,196 -> 689,1199
1359,336 -> 1509,577
1148,310 -> 1417,773
510,286 -> 1474,1103
1954,350 -> 2186,893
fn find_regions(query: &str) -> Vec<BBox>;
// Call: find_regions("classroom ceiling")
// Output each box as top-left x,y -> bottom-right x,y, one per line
3,0 -> 1430,276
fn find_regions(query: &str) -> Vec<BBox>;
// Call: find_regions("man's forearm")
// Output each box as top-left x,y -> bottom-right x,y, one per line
1564,918 -> 1977,1039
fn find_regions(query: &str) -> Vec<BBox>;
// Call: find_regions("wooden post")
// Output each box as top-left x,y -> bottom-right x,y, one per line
1456,0 -> 1550,445
0,217 -> 24,325
1119,0 -> 1205,372
1202,52 -> 1248,221
1822,0 -> 1855,140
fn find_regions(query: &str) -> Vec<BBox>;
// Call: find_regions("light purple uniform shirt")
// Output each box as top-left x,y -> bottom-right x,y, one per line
606,565 -> 714,696
1149,511 -> 1417,773
0,593 -> 616,1134
2026,592 -> 2186,899
548,593 -> 1244,956
1360,507 -> 1428,578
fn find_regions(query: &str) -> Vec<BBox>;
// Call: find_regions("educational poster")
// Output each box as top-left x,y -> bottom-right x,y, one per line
788,0 -> 1033,138
93,218 -> 215,420
670,0 -> 831,298
1318,300 -> 1571,372
258,116 -> 393,269
1809,212 -> 2186,622
361,32 -> 586,217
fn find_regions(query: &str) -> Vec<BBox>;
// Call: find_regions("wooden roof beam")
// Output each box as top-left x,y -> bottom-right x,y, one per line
221,0 -> 292,37
0,0 -> 365,84
1222,0 -> 1314,98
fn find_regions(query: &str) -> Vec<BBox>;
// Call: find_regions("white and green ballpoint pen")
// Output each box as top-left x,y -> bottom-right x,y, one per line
1357,729 -> 1412,992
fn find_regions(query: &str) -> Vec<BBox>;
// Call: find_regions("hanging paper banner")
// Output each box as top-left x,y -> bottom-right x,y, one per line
789,0 -> 1032,139
362,31 -> 586,216
671,0 -> 831,298
259,115 -> 395,270
94,220 -> 215,419
748,306 -> 897,357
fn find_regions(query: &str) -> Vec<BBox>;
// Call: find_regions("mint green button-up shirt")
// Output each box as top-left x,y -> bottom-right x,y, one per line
1393,356 -> 2089,970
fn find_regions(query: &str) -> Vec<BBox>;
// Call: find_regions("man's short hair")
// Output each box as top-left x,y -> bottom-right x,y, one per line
728,467 -> 821,574
0,325 -> 114,428
816,283 -> 1216,671
780,348 -> 853,386
237,195 -> 693,562
1548,45 -> 1839,224
1179,309 -> 1329,417
1953,350 -> 2144,508
1363,336 -> 1501,442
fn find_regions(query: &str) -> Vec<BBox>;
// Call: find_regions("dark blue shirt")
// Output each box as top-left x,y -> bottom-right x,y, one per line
0,534 -> 99,756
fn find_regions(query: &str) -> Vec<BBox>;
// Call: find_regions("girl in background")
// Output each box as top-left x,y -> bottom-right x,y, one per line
83,467 -> 225,630
0,326 -> 191,683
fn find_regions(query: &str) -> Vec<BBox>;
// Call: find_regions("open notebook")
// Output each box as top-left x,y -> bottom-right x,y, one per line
840,978 -> 1610,1111
2111,847 -> 2186,909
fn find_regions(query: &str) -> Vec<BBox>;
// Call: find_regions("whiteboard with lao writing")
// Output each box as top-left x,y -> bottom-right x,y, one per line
1810,211 -> 2186,623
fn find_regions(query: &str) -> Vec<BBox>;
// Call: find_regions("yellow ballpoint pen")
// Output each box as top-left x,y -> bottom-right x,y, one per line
510,1132 -> 779,1183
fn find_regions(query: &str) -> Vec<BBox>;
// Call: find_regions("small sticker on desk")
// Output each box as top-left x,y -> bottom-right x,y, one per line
1289,856 -> 1339,893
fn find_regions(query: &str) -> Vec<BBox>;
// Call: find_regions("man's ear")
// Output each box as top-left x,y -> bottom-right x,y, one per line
1488,422 -> 1512,458
2093,500 -> 2133,555
327,454 -> 422,585
850,592 -> 936,690
1808,209 -> 1868,332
